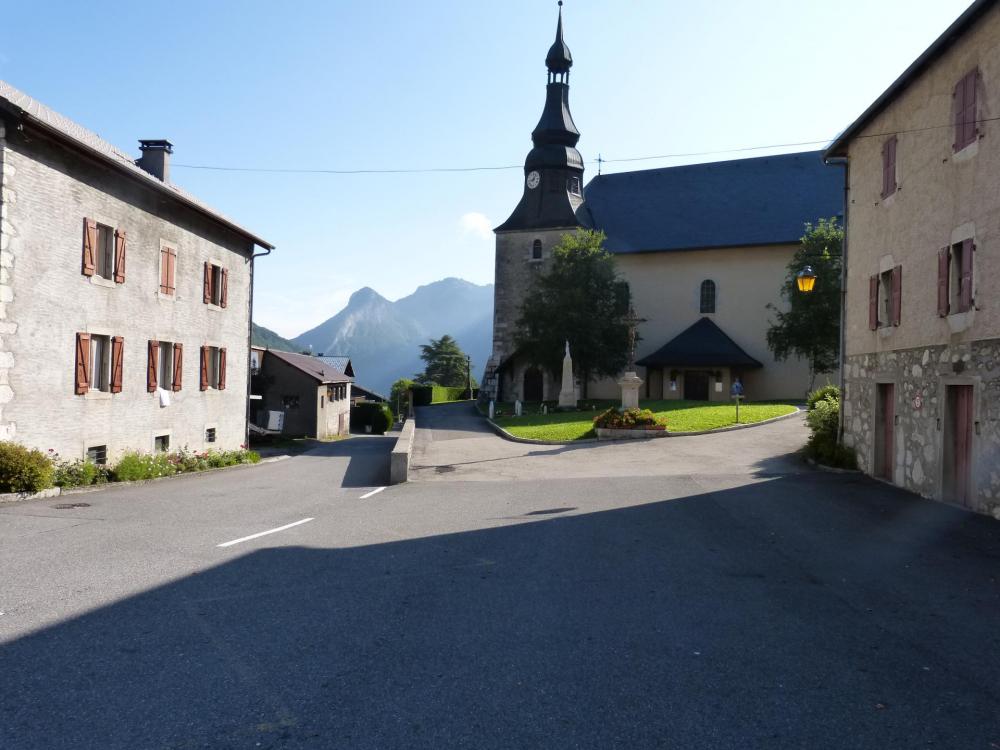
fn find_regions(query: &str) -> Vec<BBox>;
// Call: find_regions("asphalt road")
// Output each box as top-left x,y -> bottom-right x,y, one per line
2,425 -> 999,749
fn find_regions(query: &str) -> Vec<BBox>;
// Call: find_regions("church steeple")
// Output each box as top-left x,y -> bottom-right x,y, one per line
496,1 -> 585,232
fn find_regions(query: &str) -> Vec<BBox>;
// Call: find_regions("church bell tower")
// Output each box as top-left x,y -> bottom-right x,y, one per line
483,2 -> 586,402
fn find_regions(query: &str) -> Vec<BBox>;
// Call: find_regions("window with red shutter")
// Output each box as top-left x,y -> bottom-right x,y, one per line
160,247 -> 177,295
203,262 -> 212,304
147,340 -> 159,392
172,343 -> 183,391
218,348 -> 227,390
890,265 -> 902,326
82,219 -> 97,277
200,346 -> 209,390
881,136 -> 897,199
113,230 -> 127,284
869,275 -> 879,331
220,269 -> 229,308
959,239 -> 974,312
110,336 -> 124,393
954,68 -> 979,152
938,248 -> 950,317
75,333 -> 91,394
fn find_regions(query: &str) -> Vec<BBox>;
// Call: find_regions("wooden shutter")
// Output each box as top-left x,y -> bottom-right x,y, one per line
881,136 -> 897,198
159,248 -> 169,293
172,342 -> 183,391
147,339 -> 159,392
220,268 -> 229,308
166,248 -> 176,294
891,265 -> 902,327
218,348 -> 227,390
954,69 -> 979,151
203,262 -> 212,304
960,239 -> 974,312
110,336 -> 124,393
113,229 -> 127,283
82,219 -> 97,277
938,247 -> 951,317
75,333 -> 91,394
200,346 -> 209,390
868,275 -> 879,331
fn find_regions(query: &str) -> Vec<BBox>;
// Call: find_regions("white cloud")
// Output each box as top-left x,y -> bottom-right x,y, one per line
459,212 -> 493,241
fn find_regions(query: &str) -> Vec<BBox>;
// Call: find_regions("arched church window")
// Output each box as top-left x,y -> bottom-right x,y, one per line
700,280 -> 716,314
532,239 -> 543,260
567,176 -> 581,195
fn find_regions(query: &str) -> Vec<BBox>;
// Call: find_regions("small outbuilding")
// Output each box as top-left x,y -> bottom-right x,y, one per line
253,350 -> 352,439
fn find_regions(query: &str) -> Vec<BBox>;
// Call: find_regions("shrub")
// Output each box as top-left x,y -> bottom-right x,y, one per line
112,452 -> 178,482
390,378 -> 416,416
411,385 -> 434,407
593,407 -> 665,430
351,402 -> 393,435
431,385 -> 469,403
0,442 -> 55,493
53,458 -> 110,488
807,384 -> 841,411
803,390 -> 857,469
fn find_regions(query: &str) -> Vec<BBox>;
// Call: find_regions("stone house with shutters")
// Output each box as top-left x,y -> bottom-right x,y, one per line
0,80 -> 273,462
825,0 -> 1000,516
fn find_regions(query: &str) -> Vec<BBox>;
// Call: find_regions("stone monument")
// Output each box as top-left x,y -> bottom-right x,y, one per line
618,307 -> 644,410
558,340 -> 577,409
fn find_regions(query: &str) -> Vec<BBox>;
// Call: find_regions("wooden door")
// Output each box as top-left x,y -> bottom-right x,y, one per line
874,383 -> 895,480
684,371 -> 709,401
945,385 -> 974,506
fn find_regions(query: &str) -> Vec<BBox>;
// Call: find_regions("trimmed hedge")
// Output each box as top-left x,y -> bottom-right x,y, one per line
412,384 -> 476,405
352,402 -> 393,434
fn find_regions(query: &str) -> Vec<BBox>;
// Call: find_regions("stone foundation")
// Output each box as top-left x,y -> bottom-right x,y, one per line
843,338 -> 1000,517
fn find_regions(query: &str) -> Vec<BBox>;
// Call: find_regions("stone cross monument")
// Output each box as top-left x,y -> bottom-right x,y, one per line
618,307 -> 644,410
558,340 -> 577,409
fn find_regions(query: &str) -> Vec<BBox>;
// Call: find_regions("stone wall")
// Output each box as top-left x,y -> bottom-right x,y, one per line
3,122 -> 256,459
843,338 -> 1000,517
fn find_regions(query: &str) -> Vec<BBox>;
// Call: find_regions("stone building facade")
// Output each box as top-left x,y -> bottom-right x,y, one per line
0,81 -> 272,461
826,0 -> 1000,515
484,8 -> 842,405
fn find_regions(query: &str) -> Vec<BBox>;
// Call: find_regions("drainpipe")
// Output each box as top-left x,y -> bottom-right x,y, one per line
825,155 -> 849,446
246,245 -> 272,448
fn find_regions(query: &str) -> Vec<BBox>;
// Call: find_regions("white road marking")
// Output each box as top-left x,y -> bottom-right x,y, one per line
359,486 -> 387,499
216,518 -> 314,548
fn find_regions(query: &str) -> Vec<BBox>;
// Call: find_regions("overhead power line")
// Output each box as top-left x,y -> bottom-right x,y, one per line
171,116 -> 999,176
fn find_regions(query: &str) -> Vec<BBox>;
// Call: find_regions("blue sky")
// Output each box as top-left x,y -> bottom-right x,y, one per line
1,0 -> 972,337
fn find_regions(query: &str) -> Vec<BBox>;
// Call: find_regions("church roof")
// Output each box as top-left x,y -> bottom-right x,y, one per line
581,151 -> 843,254
636,318 -> 763,369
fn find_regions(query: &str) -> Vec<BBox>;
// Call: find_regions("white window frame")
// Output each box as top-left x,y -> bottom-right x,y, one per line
90,334 -> 111,392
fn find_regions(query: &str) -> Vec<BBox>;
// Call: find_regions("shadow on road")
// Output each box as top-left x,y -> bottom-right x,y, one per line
2,474 -> 999,749
291,435 -> 396,487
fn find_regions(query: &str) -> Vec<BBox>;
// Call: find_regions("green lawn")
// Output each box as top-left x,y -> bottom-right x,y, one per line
491,400 -> 799,442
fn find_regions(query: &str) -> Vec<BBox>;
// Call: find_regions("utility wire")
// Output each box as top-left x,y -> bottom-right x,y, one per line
171,116 -> 1000,176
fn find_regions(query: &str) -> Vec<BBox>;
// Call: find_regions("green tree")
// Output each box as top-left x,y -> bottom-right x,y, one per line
389,378 -> 415,417
766,218 -> 843,393
515,230 -> 632,396
415,335 -> 477,388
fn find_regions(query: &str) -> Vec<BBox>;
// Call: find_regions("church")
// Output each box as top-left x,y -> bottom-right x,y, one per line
483,5 -> 844,404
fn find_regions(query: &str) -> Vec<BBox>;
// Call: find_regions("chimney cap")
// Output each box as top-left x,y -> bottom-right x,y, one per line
138,139 -> 173,153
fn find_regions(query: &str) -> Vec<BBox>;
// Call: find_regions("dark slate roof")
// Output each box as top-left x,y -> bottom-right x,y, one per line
351,384 -> 387,402
581,151 -> 843,253
318,356 -> 354,378
826,0 -> 995,158
636,318 -> 763,369
0,80 -> 273,249
267,350 -> 352,384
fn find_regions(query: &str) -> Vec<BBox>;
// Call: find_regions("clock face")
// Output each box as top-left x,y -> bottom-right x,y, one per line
526,171 -> 541,190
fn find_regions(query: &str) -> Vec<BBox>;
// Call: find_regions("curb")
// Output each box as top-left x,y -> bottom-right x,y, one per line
0,455 -> 289,505
485,406 -> 802,446
804,456 -> 863,474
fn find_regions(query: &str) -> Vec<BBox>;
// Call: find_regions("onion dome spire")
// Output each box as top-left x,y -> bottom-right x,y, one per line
546,1 -> 573,77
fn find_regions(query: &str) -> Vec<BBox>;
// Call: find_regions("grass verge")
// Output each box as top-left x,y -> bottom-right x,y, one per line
492,400 -> 798,442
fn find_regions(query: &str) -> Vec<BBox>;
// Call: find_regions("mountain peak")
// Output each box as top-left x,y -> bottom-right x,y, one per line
348,287 -> 388,306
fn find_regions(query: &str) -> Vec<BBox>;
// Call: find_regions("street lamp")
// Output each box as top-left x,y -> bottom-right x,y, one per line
796,265 -> 817,293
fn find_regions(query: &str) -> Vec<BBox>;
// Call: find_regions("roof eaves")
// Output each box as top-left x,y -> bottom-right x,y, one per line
0,83 -> 275,250
824,0 -> 995,158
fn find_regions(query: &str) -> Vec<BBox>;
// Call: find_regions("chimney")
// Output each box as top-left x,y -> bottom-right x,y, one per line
137,139 -> 173,182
